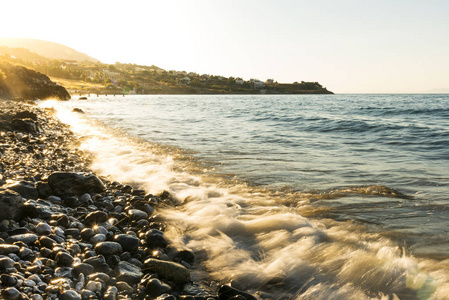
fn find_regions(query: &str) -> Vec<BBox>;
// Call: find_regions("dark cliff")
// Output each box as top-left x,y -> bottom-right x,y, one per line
0,62 -> 71,100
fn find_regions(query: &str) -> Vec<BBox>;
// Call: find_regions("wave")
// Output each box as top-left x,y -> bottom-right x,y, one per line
40,101 -> 449,299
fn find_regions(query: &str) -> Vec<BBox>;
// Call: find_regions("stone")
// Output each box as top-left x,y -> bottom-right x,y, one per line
73,263 -> 94,276
84,211 -> 108,226
114,234 -> 139,252
145,278 -> 172,297
36,182 -> 53,199
61,290 -> 81,300
54,266 -> 74,278
35,222 -> 52,235
114,261 -> 142,284
14,111 -> 38,121
0,256 -> 15,269
87,272 -> 110,283
6,233 -> 38,245
145,229 -> 168,248
80,290 -> 96,299
18,246 -> 33,258
1,274 -> 18,287
115,281 -> 133,293
1,287 -> 21,300
80,228 -> 95,241
11,118 -> 39,133
4,181 -> 39,200
47,172 -> 105,196
218,285 -> 257,300
144,258 -> 190,283
128,209 -> 148,220
90,233 -> 106,244
39,236 -> 58,249
95,242 -> 123,256
85,280 -> 102,293
0,244 -> 20,255
56,251 -> 74,267
0,188 -> 24,221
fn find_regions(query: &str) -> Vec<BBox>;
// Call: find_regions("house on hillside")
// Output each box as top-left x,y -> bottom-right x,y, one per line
177,76 -> 191,85
250,78 -> 265,89
265,79 -> 274,85
235,78 -> 244,85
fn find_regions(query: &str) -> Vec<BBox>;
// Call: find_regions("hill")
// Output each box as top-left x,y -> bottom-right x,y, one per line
0,62 -> 70,100
0,38 -> 99,62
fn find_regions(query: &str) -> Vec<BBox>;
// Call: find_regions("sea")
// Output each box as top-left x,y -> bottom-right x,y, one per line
43,94 -> 449,299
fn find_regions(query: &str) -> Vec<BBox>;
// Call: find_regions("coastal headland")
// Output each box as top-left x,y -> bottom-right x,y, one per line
0,91 -> 258,298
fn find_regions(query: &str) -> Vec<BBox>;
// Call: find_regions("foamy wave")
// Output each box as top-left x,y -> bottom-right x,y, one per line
43,101 -> 448,299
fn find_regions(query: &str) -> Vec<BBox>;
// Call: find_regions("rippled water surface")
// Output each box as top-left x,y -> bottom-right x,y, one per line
48,94 -> 449,299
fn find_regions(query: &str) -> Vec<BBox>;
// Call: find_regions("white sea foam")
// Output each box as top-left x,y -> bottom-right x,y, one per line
42,101 -> 449,299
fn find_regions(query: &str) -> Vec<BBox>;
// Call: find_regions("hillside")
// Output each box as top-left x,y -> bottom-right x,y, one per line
0,38 -> 99,62
0,62 -> 70,100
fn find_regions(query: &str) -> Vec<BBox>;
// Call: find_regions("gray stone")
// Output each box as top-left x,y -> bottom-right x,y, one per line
73,263 -> 94,276
35,222 -> 52,235
6,233 -> 38,245
114,261 -> 142,284
144,258 -> 190,283
114,234 -> 139,252
84,211 -> 108,226
56,251 -> 74,267
11,118 -> 39,133
95,242 -> 123,256
90,233 -> 106,244
0,244 -> 20,255
145,278 -> 172,297
115,281 -> 134,293
1,287 -> 21,300
128,209 -> 148,220
4,181 -> 39,200
48,172 -> 105,196
61,290 -> 81,300
0,257 -> 15,269
0,188 -> 24,221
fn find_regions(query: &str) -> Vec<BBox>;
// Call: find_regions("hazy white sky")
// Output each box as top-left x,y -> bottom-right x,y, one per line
1,0 -> 448,93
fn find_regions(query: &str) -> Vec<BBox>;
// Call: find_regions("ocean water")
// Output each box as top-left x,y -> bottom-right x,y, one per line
44,94 -> 449,299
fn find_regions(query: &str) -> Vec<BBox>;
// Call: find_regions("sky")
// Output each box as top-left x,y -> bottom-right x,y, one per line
1,0 -> 448,93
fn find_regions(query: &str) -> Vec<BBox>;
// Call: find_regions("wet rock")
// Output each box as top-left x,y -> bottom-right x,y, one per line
0,188 -> 24,221
128,209 -> 148,220
114,234 -> 139,252
61,290 -> 82,300
72,108 -> 85,114
81,289 -> 96,299
6,233 -> 38,245
145,229 -> 168,248
144,258 -> 190,283
0,244 -> 20,254
95,241 -> 123,256
36,181 -> 53,199
4,181 -> 39,200
114,261 -> 142,284
48,172 -> 106,196
218,285 -> 257,300
11,118 -> 39,133
14,111 -> 38,121
84,211 -> 108,226
145,278 -> 172,297
87,272 -> 110,283
0,256 -> 15,269
90,233 -> 106,244
1,274 -> 18,286
18,246 -> 33,259
73,262 -> 94,276
39,236 -> 58,249
35,222 -> 52,235
85,280 -> 102,293
56,251 -> 74,267
1,287 -> 21,300
116,281 -> 133,293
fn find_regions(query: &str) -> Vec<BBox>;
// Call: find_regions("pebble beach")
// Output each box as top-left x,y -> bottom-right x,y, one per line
0,100 -> 256,300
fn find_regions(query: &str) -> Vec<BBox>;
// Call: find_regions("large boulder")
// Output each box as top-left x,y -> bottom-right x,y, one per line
4,181 -> 39,200
47,172 -> 105,196
143,258 -> 190,284
0,62 -> 71,100
0,188 -> 24,221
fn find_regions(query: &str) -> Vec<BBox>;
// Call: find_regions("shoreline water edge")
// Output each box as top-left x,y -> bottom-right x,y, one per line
0,100 -> 253,300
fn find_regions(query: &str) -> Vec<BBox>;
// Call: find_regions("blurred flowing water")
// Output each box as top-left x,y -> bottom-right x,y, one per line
46,94 -> 449,299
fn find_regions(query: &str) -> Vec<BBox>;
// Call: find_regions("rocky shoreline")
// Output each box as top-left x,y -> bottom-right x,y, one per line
0,100 -> 257,300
